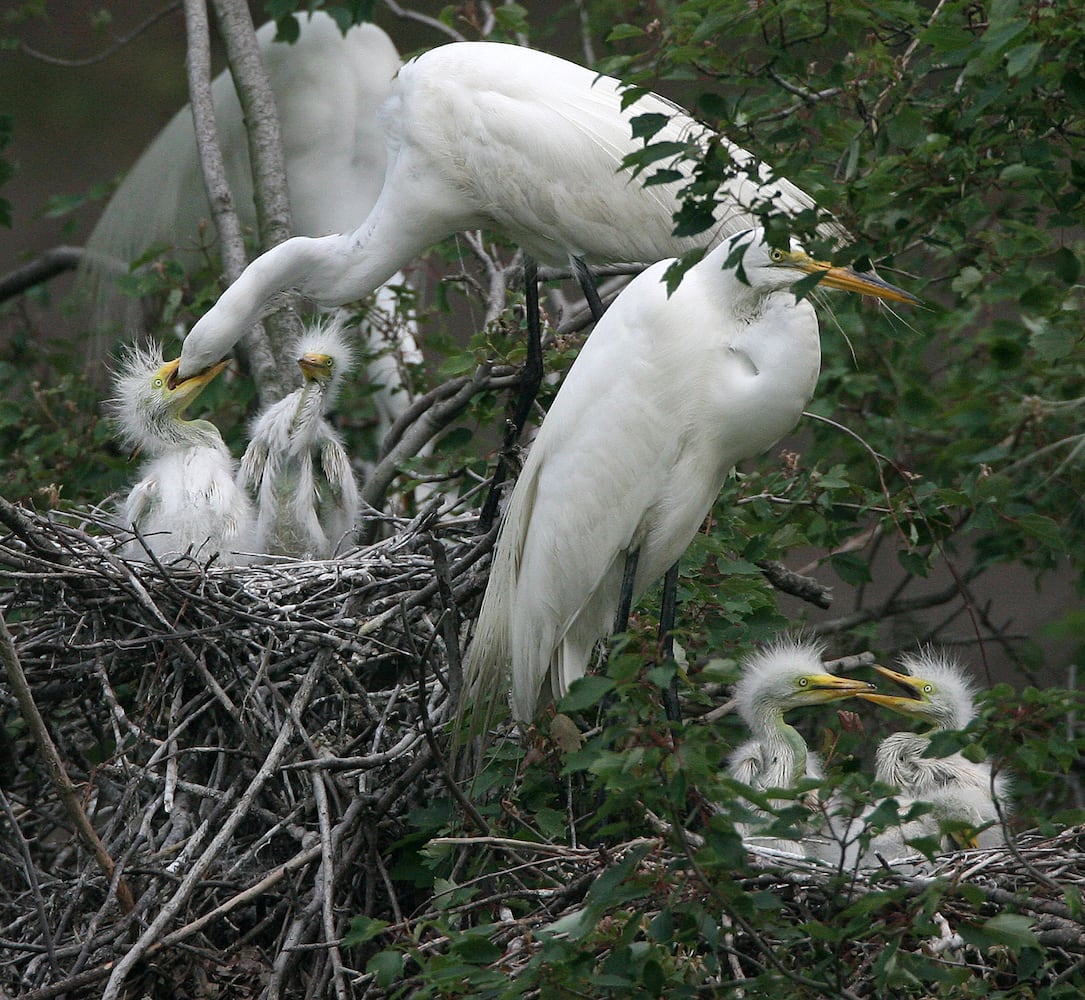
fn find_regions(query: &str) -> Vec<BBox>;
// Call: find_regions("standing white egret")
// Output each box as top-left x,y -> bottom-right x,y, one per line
111,346 -> 254,565
858,650 -> 1010,858
175,40 -> 845,382
239,316 -> 360,558
462,229 -> 917,724
726,639 -> 875,856
82,13 -> 420,431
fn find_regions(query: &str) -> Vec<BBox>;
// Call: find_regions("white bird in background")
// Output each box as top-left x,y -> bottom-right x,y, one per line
175,39 -> 845,383
463,229 -> 917,724
857,650 -> 1010,858
111,345 -> 254,565
238,316 -> 360,559
727,639 -> 875,856
81,12 -> 420,428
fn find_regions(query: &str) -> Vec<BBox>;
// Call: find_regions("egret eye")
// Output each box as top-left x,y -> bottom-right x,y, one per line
798,677 -> 808,687
769,247 -> 786,263
923,684 -> 934,694
324,358 -> 334,370
153,377 -> 164,388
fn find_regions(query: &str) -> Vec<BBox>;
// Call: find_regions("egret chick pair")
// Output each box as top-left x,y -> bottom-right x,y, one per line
112,321 -> 357,564
726,640 -> 1008,865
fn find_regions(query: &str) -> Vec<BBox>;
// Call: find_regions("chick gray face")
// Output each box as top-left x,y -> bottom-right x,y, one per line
859,650 -> 978,731
110,345 -> 227,454
734,639 -> 875,727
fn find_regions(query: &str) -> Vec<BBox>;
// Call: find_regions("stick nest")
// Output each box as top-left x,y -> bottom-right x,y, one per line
0,501 -> 1082,998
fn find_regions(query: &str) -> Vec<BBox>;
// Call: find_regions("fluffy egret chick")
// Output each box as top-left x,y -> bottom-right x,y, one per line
239,318 -> 360,558
727,639 -> 875,856
463,229 -> 917,724
858,651 -> 1010,859
112,346 -> 254,565
176,40 -> 848,382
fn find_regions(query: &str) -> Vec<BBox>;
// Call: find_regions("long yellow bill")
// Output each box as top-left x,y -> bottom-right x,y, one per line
856,664 -> 931,714
787,250 -> 920,304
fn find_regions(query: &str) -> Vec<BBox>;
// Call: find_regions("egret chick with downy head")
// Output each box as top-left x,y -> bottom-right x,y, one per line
858,650 -> 1010,860
111,345 -> 254,565
239,317 -> 360,559
462,228 -> 917,726
726,639 -> 875,857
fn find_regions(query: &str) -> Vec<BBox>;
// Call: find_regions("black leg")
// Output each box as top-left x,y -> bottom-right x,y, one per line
614,547 -> 640,636
571,254 -> 606,322
657,561 -> 682,723
479,257 -> 544,533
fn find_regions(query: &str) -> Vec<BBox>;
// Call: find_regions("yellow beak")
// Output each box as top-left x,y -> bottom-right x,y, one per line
788,251 -> 920,304
160,357 -> 229,410
298,352 -> 334,382
800,672 -> 878,704
856,664 -> 930,714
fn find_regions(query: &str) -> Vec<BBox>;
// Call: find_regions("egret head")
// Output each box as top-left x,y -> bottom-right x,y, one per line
723,229 -> 919,304
111,344 -> 228,454
295,316 -> 356,404
859,649 -> 978,731
734,638 -> 876,727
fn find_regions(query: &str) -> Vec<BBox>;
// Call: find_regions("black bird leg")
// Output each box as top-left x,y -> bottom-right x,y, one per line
479,256 -> 544,532
657,561 -> 682,723
571,254 -> 606,322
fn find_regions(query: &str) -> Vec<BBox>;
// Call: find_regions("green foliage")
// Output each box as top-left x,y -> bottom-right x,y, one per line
340,655 -> 1085,997
4,1 -> 1085,995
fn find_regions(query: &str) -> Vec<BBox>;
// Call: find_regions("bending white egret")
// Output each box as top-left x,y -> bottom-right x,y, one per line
463,228 -> 917,724
727,639 -> 875,856
111,345 -> 255,565
239,316 -> 360,558
82,13 -> 420,429
175,40 -> 845,382
858,650 -> 1010,857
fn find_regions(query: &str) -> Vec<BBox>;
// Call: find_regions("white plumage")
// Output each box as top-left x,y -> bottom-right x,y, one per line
111,345 -> 254,565
858,650 -> 1010,859
176,40 -> 844,381
462,230 -> 916,723
82,13 -> 419,432
727,638 -> 875,856
239,316 -> 360,558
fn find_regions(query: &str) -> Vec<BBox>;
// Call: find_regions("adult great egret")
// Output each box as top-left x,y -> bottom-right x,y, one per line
858,651 -> 1010,857
111,346 -> 255,565
238,316 -> 359,559
82,12 -> 419,426
727,639 -> 875,856
175,39 -> 844,383
463,229 -> 917,724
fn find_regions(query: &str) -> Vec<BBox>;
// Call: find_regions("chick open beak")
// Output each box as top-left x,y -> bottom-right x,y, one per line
789,252 -> 920,304
160,357 -> 229,407
800,672 -> 878,705
856,664 -> 929,715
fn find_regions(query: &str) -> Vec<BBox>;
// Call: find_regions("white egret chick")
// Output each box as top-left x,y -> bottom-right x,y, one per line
463,229 -> 917,724
238,318 -> 360,558
858,650 -> 1010,858
176,40 -> 846,383
111,346 -> 254,565
726,639 -> 875,856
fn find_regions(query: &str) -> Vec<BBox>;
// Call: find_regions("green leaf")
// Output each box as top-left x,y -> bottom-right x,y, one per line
341,915 -> 388,947
366,949 -> 403,989
607,23 -> 646,42
1004,42 -> 1044,78
559,675 -> 615,712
